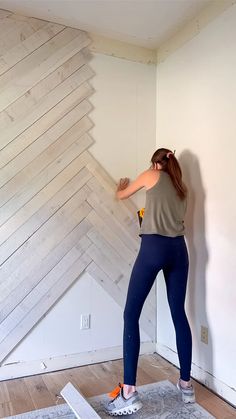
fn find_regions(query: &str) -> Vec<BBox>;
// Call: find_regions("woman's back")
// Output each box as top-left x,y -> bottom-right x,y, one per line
140,170 -> 187,237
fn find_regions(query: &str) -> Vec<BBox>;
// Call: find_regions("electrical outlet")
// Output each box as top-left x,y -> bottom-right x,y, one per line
80,314 -> 90,330
201,326 -> 208,344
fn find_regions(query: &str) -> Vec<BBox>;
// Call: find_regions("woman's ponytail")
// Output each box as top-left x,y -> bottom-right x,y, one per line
151,148 -> 187,200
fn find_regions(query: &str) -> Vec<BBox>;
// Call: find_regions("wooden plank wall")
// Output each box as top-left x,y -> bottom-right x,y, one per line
0,10 -> 156,366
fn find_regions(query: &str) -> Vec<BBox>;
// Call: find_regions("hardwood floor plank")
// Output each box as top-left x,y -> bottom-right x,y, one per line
0,401 -> 13,417
0,354 -> 235,418
6,378 -> 35,414
24,375 -> 55,410
0,380 -> 10,403
42,371 -> 73,405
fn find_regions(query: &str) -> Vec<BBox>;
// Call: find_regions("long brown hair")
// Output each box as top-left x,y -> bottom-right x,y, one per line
151,148 -> 187,200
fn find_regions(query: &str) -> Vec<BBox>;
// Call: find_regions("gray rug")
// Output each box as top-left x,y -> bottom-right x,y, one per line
6,380 -> 215,418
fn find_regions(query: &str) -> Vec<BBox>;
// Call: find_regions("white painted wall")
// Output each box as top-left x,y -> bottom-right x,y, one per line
4,274 -> 128,362
89,52 -> 157,209
155,4 -> 236,402
4,53 -> 156,370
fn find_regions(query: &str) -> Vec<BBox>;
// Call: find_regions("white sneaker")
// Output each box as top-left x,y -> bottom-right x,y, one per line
105,382 -> 143,416
176,378 -> 196,403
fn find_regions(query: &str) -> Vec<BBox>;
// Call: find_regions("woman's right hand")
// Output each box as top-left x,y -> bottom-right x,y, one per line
117,177 -> 130,191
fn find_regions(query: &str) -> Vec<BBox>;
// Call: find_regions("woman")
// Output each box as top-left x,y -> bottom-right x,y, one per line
105,148 -> 195,416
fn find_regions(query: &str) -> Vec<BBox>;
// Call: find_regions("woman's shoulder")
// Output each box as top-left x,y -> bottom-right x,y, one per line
138,168 -> 160,189
139,168 -> 160,179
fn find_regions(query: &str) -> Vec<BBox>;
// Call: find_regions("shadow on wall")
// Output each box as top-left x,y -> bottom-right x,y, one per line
179,150 -> 213,386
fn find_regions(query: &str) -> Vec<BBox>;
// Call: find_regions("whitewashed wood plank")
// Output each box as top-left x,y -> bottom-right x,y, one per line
1,152 -> 90,240
0,100 -> 93,197
85,153 -> 117,194
0,71 -> 93,158
61,382 -> 101,419
0,16 -> 21,39
0,20 -> 47,56
85,151 -> 138,216
0,186 -> 91,294
0,22 -> 63,74
0,236 -> 92,339
87,175 -> 139,237
0,198 -> 92,305
87,227 -> 132,279
0,252 -> 92,362
0,246 -> 83,337
0,140 -> 91,245
86,210 -> 136,264
0,133 -> 93,233
0,26 -> 78,87
0,101 -> 93,207
0,220 -> 92,322
86,190 -> 139,253
0,20 -> 35,51
0,94 -> 91,176
7,14 -> 48,31
0,134 -> 92,225
0,64 -> 94,152
0,49 -> 89,131
0,84 -> 93,170
86,243 -> 124,283
0,16 -> 57,63
0,29 -> 90,112
0,182 -> 91,276
0,166 -> 93,264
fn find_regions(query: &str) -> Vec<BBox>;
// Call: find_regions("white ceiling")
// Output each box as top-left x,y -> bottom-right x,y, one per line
0,0 -> 214,49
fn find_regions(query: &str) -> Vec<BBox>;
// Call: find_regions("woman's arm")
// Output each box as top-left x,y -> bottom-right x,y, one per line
116,171 -> 148,200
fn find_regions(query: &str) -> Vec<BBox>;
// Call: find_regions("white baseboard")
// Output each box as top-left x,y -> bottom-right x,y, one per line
156,342 -> 236,408
0,341 -> 156,381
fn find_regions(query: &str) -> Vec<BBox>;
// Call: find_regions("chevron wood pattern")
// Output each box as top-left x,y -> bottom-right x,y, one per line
0,10 -> 156,366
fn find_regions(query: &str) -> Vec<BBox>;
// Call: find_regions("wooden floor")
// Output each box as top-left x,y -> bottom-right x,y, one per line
0,353 -> 235,418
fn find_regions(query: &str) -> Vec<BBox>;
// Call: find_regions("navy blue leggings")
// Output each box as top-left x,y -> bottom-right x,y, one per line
123,234 -> 192,385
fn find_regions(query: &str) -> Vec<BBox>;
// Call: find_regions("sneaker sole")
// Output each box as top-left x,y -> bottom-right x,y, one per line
176,381 -> 196,403
107,400 -> 143,416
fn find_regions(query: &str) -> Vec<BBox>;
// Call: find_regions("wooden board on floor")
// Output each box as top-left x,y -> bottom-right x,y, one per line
61,382 -> 101,419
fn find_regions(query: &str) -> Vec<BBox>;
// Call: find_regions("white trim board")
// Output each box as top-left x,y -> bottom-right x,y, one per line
0,341 -> 155,381
89,32 -> 156,65
156,342 -> 236,408
61,382 -> 101,419
157,0 -> 236,63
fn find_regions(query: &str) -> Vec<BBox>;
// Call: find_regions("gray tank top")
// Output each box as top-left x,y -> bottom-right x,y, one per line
139,170 -> 187,237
